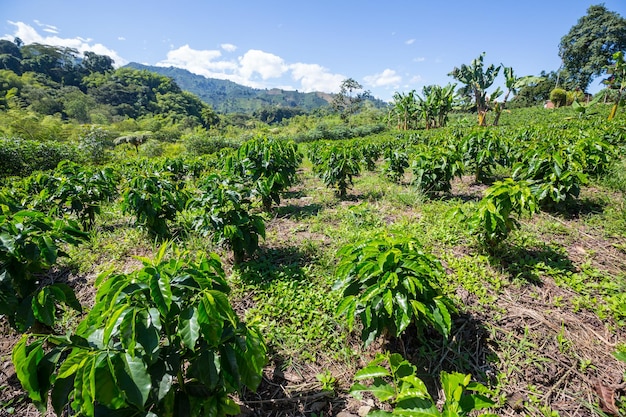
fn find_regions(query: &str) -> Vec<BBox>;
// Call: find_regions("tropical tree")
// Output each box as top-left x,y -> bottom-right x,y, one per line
559,4 -> 626,91
390,90 -> 418,130
605,51 -> 626,120
492,67 -> 543,126
449,53 -> 501,126
331,78 -> 371,125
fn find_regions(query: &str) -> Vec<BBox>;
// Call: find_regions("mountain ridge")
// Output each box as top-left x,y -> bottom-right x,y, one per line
125,62 -> 337,113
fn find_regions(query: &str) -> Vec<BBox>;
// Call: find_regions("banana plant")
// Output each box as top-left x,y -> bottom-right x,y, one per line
449,53 -> 501,126
606,51 -> 626,121
492,67 -> 543,126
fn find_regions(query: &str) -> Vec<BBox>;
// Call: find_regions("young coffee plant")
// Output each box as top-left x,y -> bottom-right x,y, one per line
458,178 -> 538,252
121,172 -> 188,238
315,145 -> 361,199
512,142 -> 587,208
12,244 -> 267,417
0,205 -> 87,332
350,352 -> 497,416
225,136 -> 302,212
333,235 -> 455,347
383,149 -> 409,183
411,146 -> 464,195
460,129 -> 505,183
191,173 -> 265,264
360,142 -> 382,171
47,161 -> 119,230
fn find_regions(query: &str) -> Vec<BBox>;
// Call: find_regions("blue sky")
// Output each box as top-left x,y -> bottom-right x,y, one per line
1,1 -> 625,101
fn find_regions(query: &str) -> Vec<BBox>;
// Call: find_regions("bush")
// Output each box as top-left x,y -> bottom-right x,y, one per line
12,244 -> 266,417
549,88 -> 567,107
185,134 -> 239,156
0,137 -> 78,178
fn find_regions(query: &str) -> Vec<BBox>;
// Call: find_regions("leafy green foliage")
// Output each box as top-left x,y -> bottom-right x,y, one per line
0,206 -> 87,331
350,352 -> 497,416
460,129 -> 506,183
121,172 -> 188,238
459,178 -> 538,252
558,4 -> 626,90
383,149 -> 409,183
411,146 -> 464,194
333,236 -> 455,346
549,88 -> 567,107
191,174 -> 265,264
40,161 -> 118,230
314,145 -> 361,199
225,136 -> 302,212
0,137 -> 78,178
512,142 -> 588,207
12,245 -> 266,417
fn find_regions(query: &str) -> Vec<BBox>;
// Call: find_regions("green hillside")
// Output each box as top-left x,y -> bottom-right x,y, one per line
124,62 -> 387,113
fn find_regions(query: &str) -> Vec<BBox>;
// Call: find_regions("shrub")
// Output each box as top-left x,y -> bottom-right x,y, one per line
0,138 -> 78,178
185,134 -> 239,156
12,244 -> 266,417
333,235 -> 455,346
351,352 -> 497,416
0,206 -> 87,332
549,88 -> 567,107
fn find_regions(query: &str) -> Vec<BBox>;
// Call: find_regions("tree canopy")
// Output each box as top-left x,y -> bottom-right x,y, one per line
559,4 -> 626,91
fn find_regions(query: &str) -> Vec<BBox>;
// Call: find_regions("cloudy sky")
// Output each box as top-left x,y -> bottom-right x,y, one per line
1,1 -> 625,101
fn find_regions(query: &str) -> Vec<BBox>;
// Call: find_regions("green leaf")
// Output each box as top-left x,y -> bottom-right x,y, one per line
179,307 -> 200,350
149,269 -> 172,316
369,378 -> 396,402
354,365 -> 391,380
12,336 -> 45,405
120,353 -> 151,409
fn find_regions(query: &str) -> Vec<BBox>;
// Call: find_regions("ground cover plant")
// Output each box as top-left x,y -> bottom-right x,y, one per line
0,105 -> 625,417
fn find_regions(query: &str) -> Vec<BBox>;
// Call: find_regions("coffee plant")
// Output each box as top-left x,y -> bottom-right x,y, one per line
191,173 -> 265,264
0,205 -> 87,331
411,146 -> 464,194
12,244 -> 267,417
121,172 -> 188,238
333,235 -> 455,346
459,178 -> 538,252
350,352 -> 497,416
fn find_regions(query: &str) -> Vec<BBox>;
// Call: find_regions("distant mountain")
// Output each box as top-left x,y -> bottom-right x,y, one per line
124,63 -> 334,113
124,62 -> 387,114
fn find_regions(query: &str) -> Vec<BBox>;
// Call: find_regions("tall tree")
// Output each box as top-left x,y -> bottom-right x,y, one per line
449,53 -> 501,126
331,78 -> 370,125
559,5 -> 626,91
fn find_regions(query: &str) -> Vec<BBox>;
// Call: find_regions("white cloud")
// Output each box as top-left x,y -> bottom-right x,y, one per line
364,69 -> 402,88
158,44 -> 229,70
118,36 -> 126,41
238,49 -> 286,80
220,43 -> 237,52
289,63 -> 345,93
405,39 -> 415,45
413,57 -> 425,62
3,21 -> 126,66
